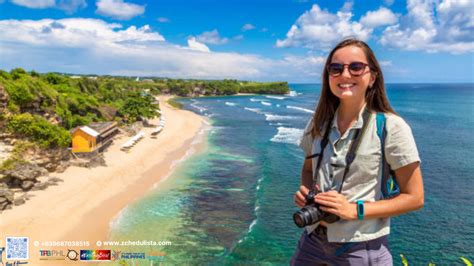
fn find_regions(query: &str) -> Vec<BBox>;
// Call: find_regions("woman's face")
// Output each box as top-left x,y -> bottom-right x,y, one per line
328,45 -> 375,103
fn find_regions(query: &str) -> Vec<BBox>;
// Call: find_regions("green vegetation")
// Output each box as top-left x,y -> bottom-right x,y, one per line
0,68 -> 288,148
7,113 -> 71,148
118,92 -> 158,123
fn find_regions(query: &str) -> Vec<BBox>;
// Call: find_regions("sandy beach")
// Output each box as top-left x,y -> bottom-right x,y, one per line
0,95 -> 206,264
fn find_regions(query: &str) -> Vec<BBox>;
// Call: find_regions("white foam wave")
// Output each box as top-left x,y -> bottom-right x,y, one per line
260,101 -> 271,106
269,122 -> 285,126
287,105 -> 314,113
265,95 -> 286,100
244,107 -> 263,114
225,102 -> 237,106
285,90 -> 298,97
264,114 -> 296,121
190,103 -> 207,113
270,127 -> 304,145
250,98 -> 264,102
109,206 -> 129,232
248,219 -> 257,233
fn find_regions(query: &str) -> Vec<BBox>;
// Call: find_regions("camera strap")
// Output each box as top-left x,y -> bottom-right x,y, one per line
308,107 -> 372,193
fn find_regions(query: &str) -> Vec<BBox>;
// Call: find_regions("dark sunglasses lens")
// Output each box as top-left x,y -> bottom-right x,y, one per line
328,64 -> 343,76
349,62 -> 366,75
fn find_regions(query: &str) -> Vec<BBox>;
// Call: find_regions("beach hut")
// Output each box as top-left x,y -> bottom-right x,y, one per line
71,122 -> 118,153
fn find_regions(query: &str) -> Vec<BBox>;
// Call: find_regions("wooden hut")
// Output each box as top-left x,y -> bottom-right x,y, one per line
71,122 -> 118,153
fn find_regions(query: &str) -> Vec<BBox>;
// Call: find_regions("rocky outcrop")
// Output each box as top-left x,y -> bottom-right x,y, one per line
0,185 -> 14,211
2,163 -> 47,189
0,162 -> 66,211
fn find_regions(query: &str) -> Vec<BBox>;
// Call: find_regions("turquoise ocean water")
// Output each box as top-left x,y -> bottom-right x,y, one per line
110,84 -> 474,265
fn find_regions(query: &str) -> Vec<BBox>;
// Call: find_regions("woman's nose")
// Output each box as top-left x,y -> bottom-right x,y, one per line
341,66 -> 352,78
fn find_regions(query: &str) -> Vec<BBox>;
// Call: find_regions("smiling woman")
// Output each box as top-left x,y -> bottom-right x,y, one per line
292,38 -> 424,265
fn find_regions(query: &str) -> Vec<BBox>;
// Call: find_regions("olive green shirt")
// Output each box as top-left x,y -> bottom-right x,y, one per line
299,107 -> 420,242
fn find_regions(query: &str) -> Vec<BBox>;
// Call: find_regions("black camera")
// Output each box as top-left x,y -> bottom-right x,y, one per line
293,190 -> 340,228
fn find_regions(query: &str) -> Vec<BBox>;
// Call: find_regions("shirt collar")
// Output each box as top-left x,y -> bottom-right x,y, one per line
331,103 -> 367,130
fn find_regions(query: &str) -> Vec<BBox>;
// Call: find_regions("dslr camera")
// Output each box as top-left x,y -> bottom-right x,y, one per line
293,189 -> 340,228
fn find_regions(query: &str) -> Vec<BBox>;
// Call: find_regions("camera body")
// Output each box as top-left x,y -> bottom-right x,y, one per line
293,190 -> 340,228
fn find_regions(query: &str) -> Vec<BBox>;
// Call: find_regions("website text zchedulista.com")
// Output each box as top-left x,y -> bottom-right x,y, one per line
98,240 -> 172,247
32,240 -> 172,247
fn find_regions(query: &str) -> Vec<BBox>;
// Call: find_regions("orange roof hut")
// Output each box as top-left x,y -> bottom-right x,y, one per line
71,122 -> 118,153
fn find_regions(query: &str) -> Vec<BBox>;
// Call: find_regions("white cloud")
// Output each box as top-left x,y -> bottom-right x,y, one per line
0,18 -> 326,82
96,0 -> 145,20
9,0 -> 86,13
11,0 -> 55,8
281,54 -> 326,78
360,7 -> 398,28
157,17 -> 170,23
242,23 -> 256,31
379,60 -> 392,66
276,4 -> 372,50
58,0 -> 86,14
380,0 -> 474,54
195,29 -> 228,45
384,0 -> 395,6
233,34 -> 244,40
187,37 -> 210,52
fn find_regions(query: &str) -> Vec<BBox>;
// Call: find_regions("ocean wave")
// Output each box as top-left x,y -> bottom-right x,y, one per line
260,101 -> 272,106
225,102 -> 237,106
270,127 -> 304,145
265,95 -> 286,100
287,105 -> 314,113
285,90 -> 299,97
190,103 -> 207,113
244,107 -> 263,114
248,219 -> 257,233
269,122 -> 286,126
250,98 -> 264,102
264,114 -> 296,121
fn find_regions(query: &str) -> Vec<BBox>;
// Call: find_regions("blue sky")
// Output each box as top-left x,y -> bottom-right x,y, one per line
0,0 -> 472,83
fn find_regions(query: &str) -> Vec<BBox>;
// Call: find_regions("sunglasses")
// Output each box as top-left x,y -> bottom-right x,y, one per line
327,62 -> 372,77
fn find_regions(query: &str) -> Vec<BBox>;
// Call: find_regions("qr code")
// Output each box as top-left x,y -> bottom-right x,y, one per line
6,237 -> 29,260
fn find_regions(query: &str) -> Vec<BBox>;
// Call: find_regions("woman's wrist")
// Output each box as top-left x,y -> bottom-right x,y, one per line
350,203 -> 358,220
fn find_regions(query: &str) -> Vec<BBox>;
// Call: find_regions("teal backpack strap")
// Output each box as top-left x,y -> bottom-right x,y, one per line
376,113 -> 400,198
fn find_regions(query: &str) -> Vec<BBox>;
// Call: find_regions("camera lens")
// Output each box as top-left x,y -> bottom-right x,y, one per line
293,206 -> 322,228
293,212 -> 305,228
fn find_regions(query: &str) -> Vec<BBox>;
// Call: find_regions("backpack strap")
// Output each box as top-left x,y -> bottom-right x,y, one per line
376,113 -> 400,199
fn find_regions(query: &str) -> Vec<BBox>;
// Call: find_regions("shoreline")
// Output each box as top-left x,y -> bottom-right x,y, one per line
0,95 -> 207,264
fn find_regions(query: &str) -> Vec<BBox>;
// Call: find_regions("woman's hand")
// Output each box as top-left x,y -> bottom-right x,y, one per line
294,185 -> 309,208
314,191 -> 357,220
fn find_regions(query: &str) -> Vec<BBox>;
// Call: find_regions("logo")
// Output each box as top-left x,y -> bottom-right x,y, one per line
67,250 -> 79,261
39,250 -> 65,260
147,250 -> 166,262
80,250 -> 111,261
121,252 -> 146,259
111,250 -> 122,261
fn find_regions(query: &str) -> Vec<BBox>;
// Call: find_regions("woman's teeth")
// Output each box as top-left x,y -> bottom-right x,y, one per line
338,83 -> 355,88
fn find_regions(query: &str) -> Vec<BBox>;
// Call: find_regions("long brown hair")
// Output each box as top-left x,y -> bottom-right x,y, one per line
310,38 -> 396,138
